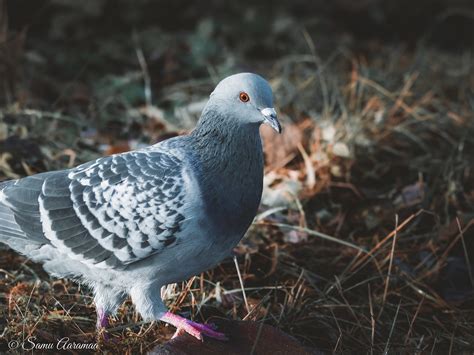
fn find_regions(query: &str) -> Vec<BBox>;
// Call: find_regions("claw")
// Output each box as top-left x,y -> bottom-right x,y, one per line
161,312 -> 228,341
203,322 -> 218,331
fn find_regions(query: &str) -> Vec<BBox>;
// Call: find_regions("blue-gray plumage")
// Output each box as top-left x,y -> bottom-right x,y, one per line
0,72 -> 281,340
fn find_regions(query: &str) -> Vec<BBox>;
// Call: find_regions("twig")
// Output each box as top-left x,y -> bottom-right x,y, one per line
404,296 -> 425,346
5,109 -> 82,126
135,46 -> 152,108
383,214 -> 399,305
457,217 -> 474,288
233,256 -> 250,314
254,206 -> 287,221
256,222 -> 367,254
368,284 -> 375,354
358,76 -> 423,120
448,322 -> 458,355
250,306 -> 269,355
351,211 -> 421,272
421,219 -> 474,281
383,300 -> 401,355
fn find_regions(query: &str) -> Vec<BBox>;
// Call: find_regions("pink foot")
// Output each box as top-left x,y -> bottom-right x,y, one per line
160,312 -> 228,341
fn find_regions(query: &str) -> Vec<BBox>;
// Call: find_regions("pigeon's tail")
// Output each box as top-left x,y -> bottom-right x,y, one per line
0,180 -> 36,252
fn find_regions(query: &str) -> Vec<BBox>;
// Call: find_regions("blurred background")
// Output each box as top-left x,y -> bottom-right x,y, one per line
1,0 -> 474,353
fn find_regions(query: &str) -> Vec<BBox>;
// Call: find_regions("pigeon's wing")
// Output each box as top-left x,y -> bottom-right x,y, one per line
0,146 -> 191,269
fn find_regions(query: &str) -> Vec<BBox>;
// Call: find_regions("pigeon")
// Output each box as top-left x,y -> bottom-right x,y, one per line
0,72 -> 281,341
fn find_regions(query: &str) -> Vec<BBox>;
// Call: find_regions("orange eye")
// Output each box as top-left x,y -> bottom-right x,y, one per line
239,92 -> 250,102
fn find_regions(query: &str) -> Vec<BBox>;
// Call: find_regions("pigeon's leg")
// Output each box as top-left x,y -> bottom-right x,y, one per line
93,284 -> 126,335
160,312 -> 228,341
130,283 -> 227,341
96,308 -> 109,329
95,308 -> 110,341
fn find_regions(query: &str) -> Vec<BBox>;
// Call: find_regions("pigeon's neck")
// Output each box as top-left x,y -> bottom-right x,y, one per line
191,105 -> 263,164
190,108 -> 264,240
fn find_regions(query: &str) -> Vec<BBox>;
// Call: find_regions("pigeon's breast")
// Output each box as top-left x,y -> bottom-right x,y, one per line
197,148 -> 264,248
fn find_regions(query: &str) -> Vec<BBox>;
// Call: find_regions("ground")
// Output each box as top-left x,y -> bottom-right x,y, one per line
0,1 -> 474,353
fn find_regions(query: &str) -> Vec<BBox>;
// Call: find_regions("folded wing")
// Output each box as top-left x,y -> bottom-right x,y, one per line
0,147 -> 188,269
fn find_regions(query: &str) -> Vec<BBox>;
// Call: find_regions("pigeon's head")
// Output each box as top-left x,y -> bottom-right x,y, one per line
208,73 -> 281,134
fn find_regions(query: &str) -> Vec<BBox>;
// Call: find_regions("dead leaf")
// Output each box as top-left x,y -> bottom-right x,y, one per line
261,122 -> 303,170
332,142 -> 351,158
283,230 -> 308,244
297,143 -> 315,188
104,141 -> 131,155
394,181 -> 425,208
262,170 -> 302,208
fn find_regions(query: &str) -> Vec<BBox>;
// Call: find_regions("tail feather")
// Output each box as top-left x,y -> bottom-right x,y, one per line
0,210 -> 28,243
0,180 -> 38,253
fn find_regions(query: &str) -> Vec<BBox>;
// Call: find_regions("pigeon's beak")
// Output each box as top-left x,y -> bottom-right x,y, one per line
260,108 -> 281,134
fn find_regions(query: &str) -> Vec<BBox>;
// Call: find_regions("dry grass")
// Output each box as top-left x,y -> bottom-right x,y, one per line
1,6 -> 474,353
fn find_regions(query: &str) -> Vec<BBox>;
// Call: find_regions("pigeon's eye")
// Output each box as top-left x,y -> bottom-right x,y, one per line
239,92 -> 250,103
